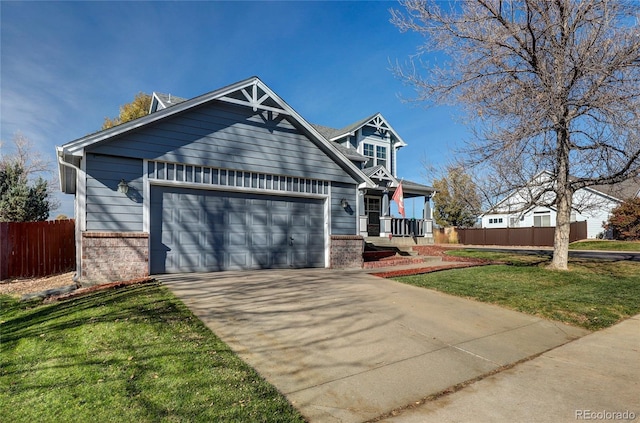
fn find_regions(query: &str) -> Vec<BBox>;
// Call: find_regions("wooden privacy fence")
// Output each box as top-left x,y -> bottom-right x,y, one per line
0,219 -> 75,280
455,221 -> 587,247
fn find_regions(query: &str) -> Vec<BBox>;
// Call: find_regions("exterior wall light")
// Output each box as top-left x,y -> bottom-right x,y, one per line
117,179 -> 129,194
340,198 -> 349,208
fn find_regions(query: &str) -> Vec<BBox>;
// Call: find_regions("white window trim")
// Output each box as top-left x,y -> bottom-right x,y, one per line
360,139 -> 389,169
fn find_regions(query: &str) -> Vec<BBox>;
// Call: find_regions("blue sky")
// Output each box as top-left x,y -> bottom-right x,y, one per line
1,1 -> 470,218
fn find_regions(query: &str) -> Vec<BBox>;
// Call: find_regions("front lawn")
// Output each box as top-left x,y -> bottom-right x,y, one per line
0,283 -> 305,423
569,240 -> 640,251
394,252 -> 640,331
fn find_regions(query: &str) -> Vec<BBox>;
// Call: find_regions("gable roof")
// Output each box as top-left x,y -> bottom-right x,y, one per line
589,177 -> 640,201
57,76 -> 376,192
315,113 -> 408,147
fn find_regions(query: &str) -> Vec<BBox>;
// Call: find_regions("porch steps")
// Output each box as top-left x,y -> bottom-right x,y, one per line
362,255 -> 441,269
363,239 -> 441,269
364,241 -> 419,257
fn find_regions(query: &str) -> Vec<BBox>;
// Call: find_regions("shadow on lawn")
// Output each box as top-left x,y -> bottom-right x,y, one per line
1,283 -> 303,422
1,283 -> 182,345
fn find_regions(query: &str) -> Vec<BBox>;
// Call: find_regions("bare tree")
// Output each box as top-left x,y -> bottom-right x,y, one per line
391,0 -> 640,269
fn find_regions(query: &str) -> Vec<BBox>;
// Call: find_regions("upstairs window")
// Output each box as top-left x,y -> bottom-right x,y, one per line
363,143 -> 374,168
363,142 -> 388,169
376,146 -> 387,168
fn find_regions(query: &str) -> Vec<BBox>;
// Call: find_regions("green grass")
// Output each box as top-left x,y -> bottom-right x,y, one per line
395,252 -> 640,331
569,240 -> 640,251
0,283 -> 305,423
445,249 -> 550,265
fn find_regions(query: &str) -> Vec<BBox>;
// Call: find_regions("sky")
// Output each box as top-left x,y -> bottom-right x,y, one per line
1,1 -> 471,218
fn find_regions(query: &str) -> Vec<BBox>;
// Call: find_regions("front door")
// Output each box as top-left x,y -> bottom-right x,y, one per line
365,196 -> 381,236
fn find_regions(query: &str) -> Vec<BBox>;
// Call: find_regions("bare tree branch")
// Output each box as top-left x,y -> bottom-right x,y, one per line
391,0 -> 640,269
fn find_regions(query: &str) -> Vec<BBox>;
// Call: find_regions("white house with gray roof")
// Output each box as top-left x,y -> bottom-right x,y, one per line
57,76 -> 434,284
480,170 -> 640,238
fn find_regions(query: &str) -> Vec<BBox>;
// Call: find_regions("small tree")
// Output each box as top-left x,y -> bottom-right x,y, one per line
605,198 -> 640,240
102,92 -> 152,130
432,166 -> 481,227
0,134 -> 57,222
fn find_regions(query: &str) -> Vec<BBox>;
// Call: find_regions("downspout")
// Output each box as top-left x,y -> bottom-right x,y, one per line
57,150 -> 83,282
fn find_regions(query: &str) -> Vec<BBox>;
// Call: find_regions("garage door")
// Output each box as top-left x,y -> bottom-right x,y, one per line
150,186 -> 325,273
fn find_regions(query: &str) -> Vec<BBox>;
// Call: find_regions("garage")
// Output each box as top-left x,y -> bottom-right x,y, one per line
150,185 -> 326,273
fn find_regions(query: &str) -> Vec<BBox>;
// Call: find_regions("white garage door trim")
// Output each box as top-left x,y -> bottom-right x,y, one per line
143,161 -> 332,273
148,184 -> 330,273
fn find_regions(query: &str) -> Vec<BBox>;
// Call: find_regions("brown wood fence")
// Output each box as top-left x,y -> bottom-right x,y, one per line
0,219 -> 75,280
455,221 -> 587,247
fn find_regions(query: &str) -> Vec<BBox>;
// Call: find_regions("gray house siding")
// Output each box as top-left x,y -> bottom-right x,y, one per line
331,182 -> 358,235
84,153 -> 143,231
90,102 -> 356,184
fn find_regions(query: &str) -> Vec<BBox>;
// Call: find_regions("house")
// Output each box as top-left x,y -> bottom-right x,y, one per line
480,170 -> 640,238
57,76 -> 435,284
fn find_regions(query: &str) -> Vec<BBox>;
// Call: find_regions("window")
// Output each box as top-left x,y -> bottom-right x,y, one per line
376,146 -> 387,168
488,218 -> 503,224
534,214 -> 551,227
363,143 -> 388,169
363,143 -> 374,168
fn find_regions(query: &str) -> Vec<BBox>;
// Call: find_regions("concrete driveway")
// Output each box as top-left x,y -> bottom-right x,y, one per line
158,269 -> 588,423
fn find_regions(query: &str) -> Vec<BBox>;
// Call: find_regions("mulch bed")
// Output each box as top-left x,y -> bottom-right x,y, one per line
43,277 -> 155,303
370,262 -> 489,278
370,245 -> 493,278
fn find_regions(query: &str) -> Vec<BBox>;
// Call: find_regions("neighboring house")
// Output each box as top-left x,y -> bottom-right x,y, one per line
57,76 -> 434,283
480,171 -> 640,239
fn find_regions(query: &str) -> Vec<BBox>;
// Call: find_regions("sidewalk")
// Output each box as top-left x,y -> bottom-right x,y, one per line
380,314 -> 640,423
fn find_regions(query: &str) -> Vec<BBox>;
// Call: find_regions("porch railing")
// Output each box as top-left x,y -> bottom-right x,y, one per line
391,218 -> 433,237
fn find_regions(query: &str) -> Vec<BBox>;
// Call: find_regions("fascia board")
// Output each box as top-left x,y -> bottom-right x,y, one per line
580,185 -> 624,203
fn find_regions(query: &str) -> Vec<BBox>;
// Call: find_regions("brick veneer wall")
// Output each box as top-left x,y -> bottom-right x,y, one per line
81,232 -> 149,286
330,235 -> 364,269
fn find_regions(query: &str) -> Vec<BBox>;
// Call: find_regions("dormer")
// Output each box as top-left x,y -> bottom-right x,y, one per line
318,113 -> 407,177
149,92 -> 188,114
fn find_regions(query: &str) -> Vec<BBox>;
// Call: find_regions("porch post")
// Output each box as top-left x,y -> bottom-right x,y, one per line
424,196 -> 433,237
423,196 -> 432,220
382,189 -> 390,216
358,191 -> 368,237
380,189 -> 392,237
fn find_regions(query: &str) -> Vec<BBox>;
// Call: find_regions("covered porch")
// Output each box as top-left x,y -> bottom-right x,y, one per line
357,166 -> 435,240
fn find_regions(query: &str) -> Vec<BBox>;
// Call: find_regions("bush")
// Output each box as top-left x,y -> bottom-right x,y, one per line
605,198 -> 640,240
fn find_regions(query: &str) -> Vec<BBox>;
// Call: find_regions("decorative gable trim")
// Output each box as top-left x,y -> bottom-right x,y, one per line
364,165 -> 399,187
219,81 -> 288,114
329,113 -> 408,147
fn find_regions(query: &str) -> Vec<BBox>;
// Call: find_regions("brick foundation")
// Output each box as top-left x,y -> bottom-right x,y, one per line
330,235 -> 364,269
81,232 -> 149,286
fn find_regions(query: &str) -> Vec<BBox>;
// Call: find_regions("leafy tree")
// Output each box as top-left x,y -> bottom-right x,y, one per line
605,198 -> 640,240
391,0 -> 640,270
0,134 -> 55,222
102,92 -> 151,130
432,166 -> 481,227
